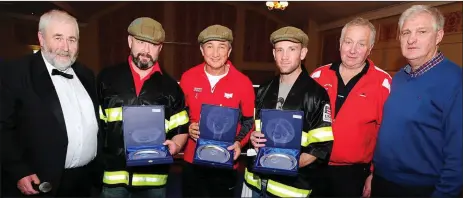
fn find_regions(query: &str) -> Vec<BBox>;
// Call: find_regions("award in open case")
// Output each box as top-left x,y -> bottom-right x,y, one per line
193,104 -> 239,169
122,105 -> 173,166
253,109 -> 303,176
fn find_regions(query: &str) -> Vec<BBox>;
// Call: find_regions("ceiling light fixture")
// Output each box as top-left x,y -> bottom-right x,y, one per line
266,1 -> 289,10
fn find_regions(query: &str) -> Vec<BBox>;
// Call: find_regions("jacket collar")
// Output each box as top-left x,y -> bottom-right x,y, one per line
259,65 -> 311,110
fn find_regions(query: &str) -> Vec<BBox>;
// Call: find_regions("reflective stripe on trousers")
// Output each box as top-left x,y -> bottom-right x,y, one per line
244,168 -> 311,197
103,171 -> 167,186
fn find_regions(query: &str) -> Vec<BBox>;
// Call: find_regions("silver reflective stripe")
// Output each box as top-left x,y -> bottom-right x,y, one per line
132,176 -> 163,183
104,175 -> 128,181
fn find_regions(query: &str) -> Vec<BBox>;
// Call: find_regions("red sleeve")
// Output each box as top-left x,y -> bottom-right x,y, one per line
179,74 -> 189,107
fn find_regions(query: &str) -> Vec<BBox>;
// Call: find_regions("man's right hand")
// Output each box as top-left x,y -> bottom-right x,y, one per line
250,131 -> 267,151
17,174 -> 40,195
188,122 -> 200,141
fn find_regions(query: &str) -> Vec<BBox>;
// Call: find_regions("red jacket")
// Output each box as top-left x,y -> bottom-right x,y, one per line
179,61 -> 255,169
310,59 -> 391,166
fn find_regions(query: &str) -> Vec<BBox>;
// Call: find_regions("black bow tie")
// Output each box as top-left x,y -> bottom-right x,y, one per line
51,69 -> 73,79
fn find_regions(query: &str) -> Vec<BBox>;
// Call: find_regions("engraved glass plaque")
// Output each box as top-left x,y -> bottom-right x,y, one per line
253,109 -> 303,176
193,104 -> 239,169
123,105 -> 173,166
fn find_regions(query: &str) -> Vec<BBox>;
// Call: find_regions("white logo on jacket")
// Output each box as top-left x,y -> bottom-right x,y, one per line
322,104 -> 332,123
224,93 -> 233,99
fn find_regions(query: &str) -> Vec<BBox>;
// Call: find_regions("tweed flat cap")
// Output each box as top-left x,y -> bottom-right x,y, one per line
198,25 -> 233,44
128,17 -> 165,45
270,26 -> 309,47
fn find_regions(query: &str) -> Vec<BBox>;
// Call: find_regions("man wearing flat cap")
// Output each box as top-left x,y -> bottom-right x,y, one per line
97,17 -> 189,198
180,24 -> 255,197
244,26 -> 334,197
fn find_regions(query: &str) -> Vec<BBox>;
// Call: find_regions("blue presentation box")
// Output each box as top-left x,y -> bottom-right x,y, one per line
253,109 -> 304,177
122,105 -> 173,167
193,104 -> 239,169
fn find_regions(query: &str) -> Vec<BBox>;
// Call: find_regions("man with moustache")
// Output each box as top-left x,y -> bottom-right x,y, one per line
180,25 -> 255,197
97,17 -> 189,198
309,17 -> 392,197
1,10 -> 101,197
245,26 -> 334,198
372,5 -> 462,197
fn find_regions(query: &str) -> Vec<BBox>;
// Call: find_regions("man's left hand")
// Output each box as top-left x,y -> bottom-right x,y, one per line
163,140 -> 181,155
227,141 -> 241,161
362,174 -> 373,198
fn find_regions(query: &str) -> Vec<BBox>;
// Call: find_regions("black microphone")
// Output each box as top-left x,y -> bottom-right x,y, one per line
32,182 -> 52,193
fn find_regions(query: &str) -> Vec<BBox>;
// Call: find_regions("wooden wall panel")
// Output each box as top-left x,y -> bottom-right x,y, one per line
13,20 -> 38,46
241,70 -> 276,85
243,10 -> 280,63
171,2 -> 237,79
98,2 -> 165,69
320,28 -> 342,66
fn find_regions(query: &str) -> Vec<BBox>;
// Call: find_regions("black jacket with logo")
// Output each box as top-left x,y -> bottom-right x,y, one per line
246,66 -> 334,194
97,61 -> 189,186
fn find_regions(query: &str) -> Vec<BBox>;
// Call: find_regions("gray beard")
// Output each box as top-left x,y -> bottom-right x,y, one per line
41,45 -> 76,71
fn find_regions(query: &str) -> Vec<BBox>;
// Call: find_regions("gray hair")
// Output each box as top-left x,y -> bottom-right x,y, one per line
398,5 -> 445,31
340,17 -> 376,48
38,10 -> 79,38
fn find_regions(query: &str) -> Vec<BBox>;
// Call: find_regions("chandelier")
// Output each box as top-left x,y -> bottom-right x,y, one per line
266,1 -> 289,10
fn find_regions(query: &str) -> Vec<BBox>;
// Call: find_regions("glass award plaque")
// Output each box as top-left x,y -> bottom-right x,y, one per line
253,109 -> 303,176
122,105 -> 173,166
193,104 -> 239,169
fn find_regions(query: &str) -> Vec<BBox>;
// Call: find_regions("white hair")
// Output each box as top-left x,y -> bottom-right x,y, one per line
398,5 -> 445,31
38,9 -> 79,38
340,17 -> 376,48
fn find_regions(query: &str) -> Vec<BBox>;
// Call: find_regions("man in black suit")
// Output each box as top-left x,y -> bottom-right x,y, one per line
1,9 -> 102,197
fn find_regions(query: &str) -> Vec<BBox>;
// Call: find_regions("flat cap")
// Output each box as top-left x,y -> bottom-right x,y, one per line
198,25 -> 233,44
270,26 -> 309,47
128,17 -> 165,45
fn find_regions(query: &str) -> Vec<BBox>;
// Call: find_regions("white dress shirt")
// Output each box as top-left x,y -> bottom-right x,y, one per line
42,53 -> 98,168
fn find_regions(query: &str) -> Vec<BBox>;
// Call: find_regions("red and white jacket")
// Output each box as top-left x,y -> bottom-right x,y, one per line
310,59 -> 392,166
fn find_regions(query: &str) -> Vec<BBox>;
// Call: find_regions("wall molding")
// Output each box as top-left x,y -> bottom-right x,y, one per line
0,12 -> 88,27
221,2 -> 288,25
318,1 -> 455,31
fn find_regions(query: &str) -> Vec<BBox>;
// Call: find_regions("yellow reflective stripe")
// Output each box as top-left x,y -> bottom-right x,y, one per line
267,180 -> 311,198
102,171 -> 129,185
165,119 -> 169,132
131,174 -> 167,186
301,127 -> 333,147
105,107 -> 123,122
255,119 -> 261,132
99,106 -> 107,122
167,110 -> 189,131
244,168 -> 261,190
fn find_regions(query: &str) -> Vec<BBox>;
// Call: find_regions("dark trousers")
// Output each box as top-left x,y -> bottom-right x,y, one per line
371,174 -> 434,197
182,163 -> 237,198
100,186 -> 166,198
54,166 -> 92,197
311,164 -> 370,197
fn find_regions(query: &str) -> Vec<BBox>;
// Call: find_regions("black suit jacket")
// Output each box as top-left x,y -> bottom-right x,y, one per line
0,51 -> 102,196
